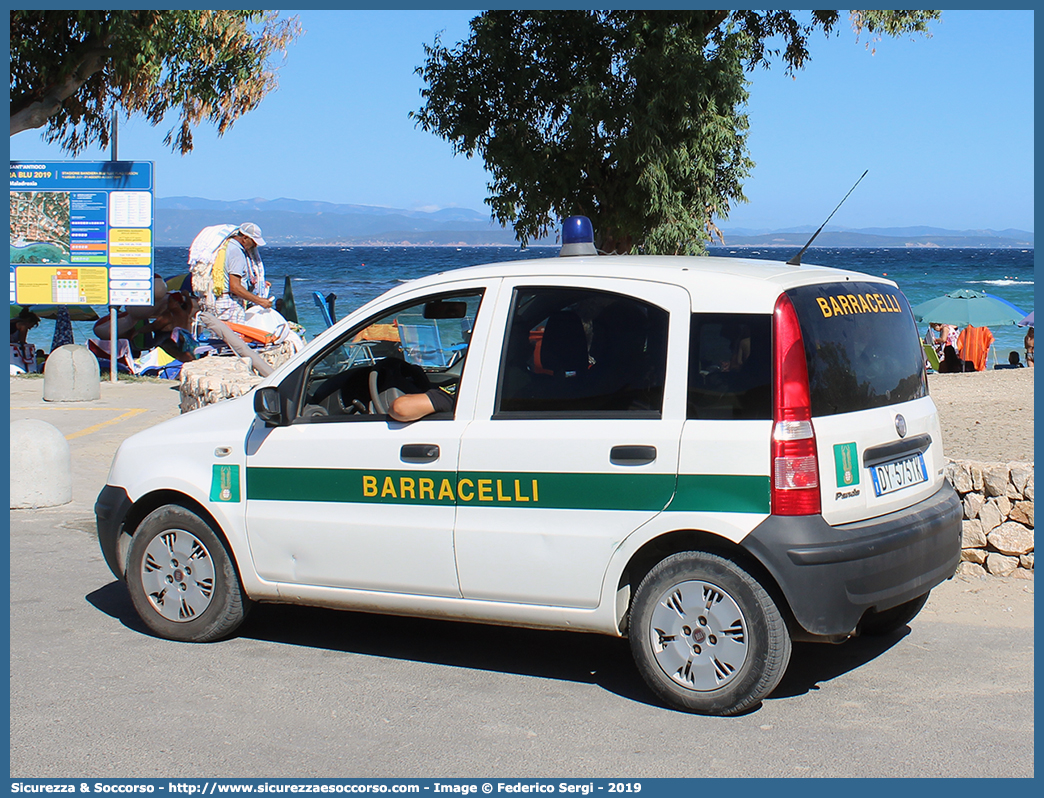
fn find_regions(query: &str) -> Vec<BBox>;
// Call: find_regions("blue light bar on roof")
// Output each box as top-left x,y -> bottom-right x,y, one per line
559,216 -> 597,256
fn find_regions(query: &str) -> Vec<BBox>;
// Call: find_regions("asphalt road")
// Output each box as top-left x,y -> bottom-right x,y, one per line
8,376 -> 1034,779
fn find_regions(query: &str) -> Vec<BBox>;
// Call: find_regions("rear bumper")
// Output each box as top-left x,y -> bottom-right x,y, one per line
742,482 -> 962,637
95,484 -> 134,581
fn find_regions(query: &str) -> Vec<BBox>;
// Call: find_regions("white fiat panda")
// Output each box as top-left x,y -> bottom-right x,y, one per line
96,221 -> 961,716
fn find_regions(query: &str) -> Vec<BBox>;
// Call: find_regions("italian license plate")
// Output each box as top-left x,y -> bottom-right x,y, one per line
871,453 -> 928,497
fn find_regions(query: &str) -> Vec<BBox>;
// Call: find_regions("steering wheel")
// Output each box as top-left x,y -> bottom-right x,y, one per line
368,368 -> 405,415
368,369 -> 386,414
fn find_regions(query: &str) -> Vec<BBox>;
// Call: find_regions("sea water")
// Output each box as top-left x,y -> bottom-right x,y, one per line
21,246 -> 1035,361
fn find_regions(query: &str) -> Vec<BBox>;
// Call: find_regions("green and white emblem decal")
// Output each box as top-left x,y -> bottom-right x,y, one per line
211,464 -> 241,502
833,442 -> 859,487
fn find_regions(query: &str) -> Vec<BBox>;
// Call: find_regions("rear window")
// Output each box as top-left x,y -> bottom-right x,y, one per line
787,282 -> 927,416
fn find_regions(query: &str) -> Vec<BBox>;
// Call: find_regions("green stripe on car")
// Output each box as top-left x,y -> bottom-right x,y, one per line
246,467 -> 769,514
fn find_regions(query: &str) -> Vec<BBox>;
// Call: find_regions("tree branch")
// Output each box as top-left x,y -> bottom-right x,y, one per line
10,39 -> 110,136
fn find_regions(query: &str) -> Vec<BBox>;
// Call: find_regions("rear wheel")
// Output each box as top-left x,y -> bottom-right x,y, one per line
859,592 -> 930,636
126,505 -> 250,642
629,551 -> 791,715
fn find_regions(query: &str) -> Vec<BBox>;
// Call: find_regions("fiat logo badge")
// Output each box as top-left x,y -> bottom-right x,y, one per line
895,414 -> 907,438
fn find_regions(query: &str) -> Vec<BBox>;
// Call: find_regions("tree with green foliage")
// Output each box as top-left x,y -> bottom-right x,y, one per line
10,10 -> 301,154
414,10 -> 939,253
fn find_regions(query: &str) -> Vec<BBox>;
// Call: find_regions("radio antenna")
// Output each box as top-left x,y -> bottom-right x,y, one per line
786,170 -> 868,266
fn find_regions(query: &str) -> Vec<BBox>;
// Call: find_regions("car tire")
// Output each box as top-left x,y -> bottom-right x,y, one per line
126,505 -> 250,642
858,591 -> 930,636
629,551 -> 791,716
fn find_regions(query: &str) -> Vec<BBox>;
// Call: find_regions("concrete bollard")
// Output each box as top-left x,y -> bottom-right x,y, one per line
43,344 -> 100,402
10,419 -> 72,508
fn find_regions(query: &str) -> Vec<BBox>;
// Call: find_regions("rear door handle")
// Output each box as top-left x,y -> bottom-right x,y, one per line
401,444 -> 440,463
610,445 -> 657,465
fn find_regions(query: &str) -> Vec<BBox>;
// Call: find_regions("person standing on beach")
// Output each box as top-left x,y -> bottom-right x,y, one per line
1024,326 -> 1034,366
211,222 -> 273,324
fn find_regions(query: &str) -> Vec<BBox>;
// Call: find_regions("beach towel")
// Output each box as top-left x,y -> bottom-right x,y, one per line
10,343 -> 38,374
88,338 -> 137,374
957,325 -> 995,371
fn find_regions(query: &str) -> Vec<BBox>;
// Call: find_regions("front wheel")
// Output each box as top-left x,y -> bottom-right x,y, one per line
629,551 -> 791,715
126,505 -> 250,642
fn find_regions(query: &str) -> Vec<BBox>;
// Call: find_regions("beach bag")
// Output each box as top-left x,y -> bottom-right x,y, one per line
242,306 -> 305,353
188,224 -> 237,308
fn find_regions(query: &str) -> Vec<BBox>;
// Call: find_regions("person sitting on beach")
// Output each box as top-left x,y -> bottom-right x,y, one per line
994,350 -> 1026,370
148,291 -> 201,363
924,323 -> 943,356
1025,326 -> 1034,367
10,308 -> 39,345
938,344 -> 975,373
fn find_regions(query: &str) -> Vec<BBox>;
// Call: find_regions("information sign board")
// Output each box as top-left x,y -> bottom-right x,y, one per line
9,160 -> 155,306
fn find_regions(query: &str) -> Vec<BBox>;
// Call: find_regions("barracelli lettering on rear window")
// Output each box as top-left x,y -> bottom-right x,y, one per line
814,291 -> 903,318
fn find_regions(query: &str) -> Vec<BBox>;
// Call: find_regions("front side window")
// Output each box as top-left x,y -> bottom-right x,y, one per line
496,287 -> 668,417
787,282 -> 927,416
298,290 -> 483,420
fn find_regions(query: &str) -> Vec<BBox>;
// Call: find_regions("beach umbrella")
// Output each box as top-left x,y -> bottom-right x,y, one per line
911,289 -> 1026,328
10,303 -> 99,322
1018,310 -> 1034,327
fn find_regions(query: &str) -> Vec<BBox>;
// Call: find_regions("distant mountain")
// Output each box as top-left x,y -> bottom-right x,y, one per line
153,197 -> 1033,247
717,224 -> 1033,248
716,226 -> 1034,249
154,196 -> 545,246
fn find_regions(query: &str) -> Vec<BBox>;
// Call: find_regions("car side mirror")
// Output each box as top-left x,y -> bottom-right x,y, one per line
254,386 -> 288,426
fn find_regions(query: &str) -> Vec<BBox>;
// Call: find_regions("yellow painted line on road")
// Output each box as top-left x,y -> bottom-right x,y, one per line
64,408 -> 150,440
10,407 -> 152,439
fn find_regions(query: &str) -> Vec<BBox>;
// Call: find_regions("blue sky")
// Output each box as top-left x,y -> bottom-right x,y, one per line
9,9 -> 1035,232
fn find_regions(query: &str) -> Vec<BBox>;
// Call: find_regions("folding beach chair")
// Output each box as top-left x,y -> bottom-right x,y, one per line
312,291 -> 336,330
397,323 -> 448,368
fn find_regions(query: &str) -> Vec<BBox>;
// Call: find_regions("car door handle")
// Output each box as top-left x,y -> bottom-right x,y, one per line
610,445 -> 657,465
401,444 -> 440,463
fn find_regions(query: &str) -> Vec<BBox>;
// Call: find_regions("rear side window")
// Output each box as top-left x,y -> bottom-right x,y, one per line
496,287 -> 668,417
787,282 -> 927,416
688,313 -> 771,420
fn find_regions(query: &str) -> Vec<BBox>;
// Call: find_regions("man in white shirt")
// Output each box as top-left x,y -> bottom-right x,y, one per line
212,222 -> 273,323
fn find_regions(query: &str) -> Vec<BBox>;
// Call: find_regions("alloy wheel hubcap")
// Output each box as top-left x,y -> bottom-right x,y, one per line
140,529 -> 216,622
649,579 -> 749,691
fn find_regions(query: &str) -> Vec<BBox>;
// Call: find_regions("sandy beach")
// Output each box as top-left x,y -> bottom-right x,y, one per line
927,366 -> 1034,463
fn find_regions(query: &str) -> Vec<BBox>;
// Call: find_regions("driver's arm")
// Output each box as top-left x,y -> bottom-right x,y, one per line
389,392 -> 436,422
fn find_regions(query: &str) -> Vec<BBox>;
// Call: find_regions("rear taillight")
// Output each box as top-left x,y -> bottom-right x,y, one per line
772,294 -> 821,516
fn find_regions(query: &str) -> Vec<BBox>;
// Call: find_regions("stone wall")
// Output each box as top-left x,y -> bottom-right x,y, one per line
946,459 -> 1034,578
